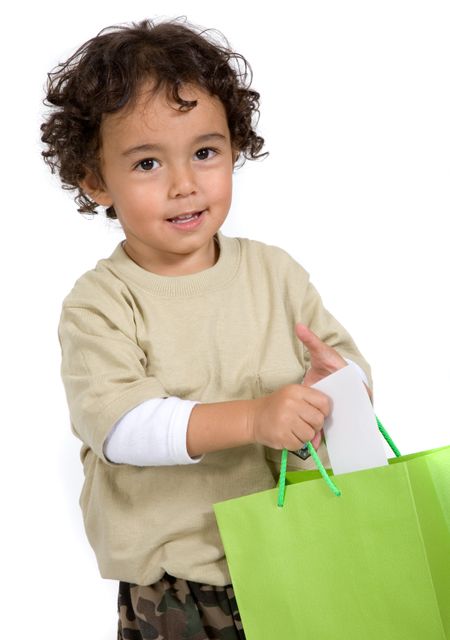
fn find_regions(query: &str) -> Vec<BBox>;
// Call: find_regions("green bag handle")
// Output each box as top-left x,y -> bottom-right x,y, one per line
277,416 -> 401,507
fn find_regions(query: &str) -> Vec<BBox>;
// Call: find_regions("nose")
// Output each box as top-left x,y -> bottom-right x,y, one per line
168,163 -> 197,199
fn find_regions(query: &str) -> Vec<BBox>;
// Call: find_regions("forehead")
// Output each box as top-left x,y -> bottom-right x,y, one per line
100,83 -> 230,150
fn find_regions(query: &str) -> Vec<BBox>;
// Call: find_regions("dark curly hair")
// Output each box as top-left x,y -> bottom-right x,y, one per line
40,17 -> 268,219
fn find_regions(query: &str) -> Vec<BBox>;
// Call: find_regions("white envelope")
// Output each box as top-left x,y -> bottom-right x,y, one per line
312,365 -> 388,475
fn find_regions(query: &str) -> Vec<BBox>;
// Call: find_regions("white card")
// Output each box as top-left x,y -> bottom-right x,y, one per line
312,365 -> 388,475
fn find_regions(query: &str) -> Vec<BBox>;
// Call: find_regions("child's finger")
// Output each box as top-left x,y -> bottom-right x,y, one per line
295,322 -> 347,370
311,430 -> 322,450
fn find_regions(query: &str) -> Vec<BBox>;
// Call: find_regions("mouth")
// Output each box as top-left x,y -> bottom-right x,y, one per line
167,210 -> 205,224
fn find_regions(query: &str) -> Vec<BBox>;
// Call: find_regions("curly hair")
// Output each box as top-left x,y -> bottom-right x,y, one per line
40,17 -> 268,219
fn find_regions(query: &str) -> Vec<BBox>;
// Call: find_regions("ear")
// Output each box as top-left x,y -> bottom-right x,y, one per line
79,170 -> 114,207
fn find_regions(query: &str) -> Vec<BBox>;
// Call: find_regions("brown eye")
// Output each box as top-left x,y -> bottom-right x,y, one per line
136,158 -> 160,171
195,147 -> 217,160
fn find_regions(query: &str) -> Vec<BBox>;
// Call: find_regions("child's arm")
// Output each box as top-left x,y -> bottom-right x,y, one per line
186,383 -> 329,457
187,324 -> 370,458
59,294 -> 325,464
103,323 -> 367,462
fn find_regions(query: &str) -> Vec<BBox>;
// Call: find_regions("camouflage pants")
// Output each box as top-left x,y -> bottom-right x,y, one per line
117,573 -> 246,640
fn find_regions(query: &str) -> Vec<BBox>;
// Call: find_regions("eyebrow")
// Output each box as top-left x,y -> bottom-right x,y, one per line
121,133 -> 228,157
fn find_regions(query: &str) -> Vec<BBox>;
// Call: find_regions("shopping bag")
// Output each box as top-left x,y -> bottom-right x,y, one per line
214,443 -> 450,640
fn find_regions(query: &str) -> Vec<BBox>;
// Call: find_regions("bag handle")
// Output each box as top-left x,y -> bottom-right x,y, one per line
277,416 -> 401,507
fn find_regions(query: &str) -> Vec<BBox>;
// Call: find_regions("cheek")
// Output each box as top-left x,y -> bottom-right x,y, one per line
117,179 -> 158,206
205,171 -> 233,202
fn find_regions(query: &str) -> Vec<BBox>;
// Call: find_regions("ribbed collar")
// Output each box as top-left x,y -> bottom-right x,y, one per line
105,231 -> 241,297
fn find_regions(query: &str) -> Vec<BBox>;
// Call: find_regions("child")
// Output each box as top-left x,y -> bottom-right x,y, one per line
41,17 -> 372,640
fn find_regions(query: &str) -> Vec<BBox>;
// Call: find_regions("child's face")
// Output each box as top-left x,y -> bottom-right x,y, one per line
84,83 -> 236,275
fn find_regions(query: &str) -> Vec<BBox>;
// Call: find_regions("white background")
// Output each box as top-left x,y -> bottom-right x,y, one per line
2,1 -> 449,637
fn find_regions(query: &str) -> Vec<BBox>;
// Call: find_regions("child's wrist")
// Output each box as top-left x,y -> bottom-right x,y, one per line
245,398 -> 261,446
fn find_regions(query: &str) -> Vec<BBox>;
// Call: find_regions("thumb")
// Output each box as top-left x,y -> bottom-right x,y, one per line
295,323 -> 329,365
295,323 -> 347,375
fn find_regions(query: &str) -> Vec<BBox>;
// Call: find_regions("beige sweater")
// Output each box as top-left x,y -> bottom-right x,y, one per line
58,230 -> 372,586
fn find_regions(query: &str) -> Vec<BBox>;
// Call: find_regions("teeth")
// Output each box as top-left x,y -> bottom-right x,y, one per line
170,212 -> 201,223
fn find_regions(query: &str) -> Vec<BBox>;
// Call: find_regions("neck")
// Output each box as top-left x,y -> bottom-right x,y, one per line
121,234 -> 220,276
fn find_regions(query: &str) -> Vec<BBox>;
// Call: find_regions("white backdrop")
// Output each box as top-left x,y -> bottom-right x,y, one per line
2,1 -> 449,637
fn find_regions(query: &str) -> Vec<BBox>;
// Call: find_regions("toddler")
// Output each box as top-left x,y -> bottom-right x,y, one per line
41,17 -> 372,640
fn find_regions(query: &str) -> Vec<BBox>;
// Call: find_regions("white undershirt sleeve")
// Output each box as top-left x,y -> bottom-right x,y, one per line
104,397 -> 203,466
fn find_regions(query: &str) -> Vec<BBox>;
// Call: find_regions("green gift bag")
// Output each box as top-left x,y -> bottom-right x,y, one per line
214,435 -> 450,640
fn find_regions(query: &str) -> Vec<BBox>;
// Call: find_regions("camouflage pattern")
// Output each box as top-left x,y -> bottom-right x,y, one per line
117,573 -> 246,639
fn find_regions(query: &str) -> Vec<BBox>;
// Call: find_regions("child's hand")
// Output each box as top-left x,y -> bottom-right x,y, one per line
295,323 -> 348,387
294,323 -> 349,449
248,384 -> 330,450
295,323 -> 372,447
